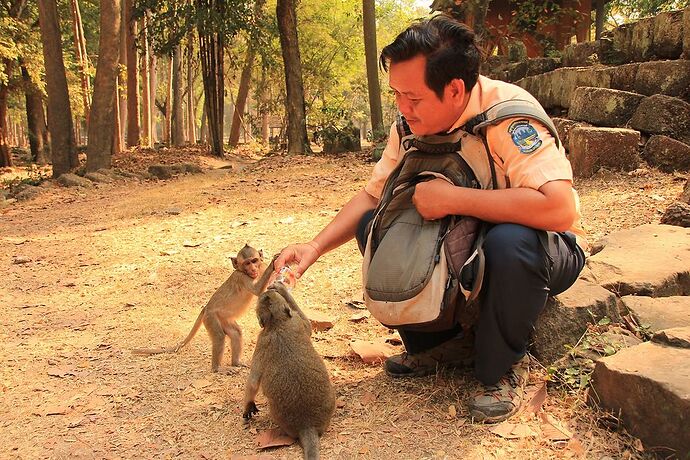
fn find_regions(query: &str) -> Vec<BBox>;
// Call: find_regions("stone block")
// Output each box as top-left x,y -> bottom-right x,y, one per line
85,171 -> 114,184
605,62 -> 640,92
630,94 -> 690,145
634,60 -> 690,100
652,326 -> 690,348
552,118 -> 591,149
621,295 -> 690,331
568,127 -> 640,177
684,7 -> 690,59
562,41 -> 600,67
57,173 -> 93,188
660,201 -> 690,227
568,87 -> 644,127
591,342 -> 690,455
643,135 -> 690,172
525,57 -> 560,77
532,278 -> 619,365
653,10 -> 684,59
681,177 -> 690,204
588,224 -> 690,296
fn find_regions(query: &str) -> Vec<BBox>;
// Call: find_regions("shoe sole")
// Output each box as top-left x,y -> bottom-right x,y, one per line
469,406 -> 518,424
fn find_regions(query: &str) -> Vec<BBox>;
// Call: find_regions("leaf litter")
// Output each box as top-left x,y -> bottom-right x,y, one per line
0,147 -> 675,459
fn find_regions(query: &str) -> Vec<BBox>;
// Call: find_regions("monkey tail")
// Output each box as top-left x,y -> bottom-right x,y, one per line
298,427 -> 320,460
131,308 -> 206,356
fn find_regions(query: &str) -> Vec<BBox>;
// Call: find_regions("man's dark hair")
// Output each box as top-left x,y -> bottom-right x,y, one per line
379,14 -> 482,99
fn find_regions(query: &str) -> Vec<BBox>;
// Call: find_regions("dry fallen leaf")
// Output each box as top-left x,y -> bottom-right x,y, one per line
191,379 -> 212,389
522,382 -> 547,415
350,340 -> 397,364
182,240 -> 202,247
256,428 -> 296,449
490,421 -> 538,439
348,311 -> 370,322
448,404 -> 457,418
44,404 -> 70,416
360,391 -> 377,405
278,216 -> 295,224
540,413 -> 573,441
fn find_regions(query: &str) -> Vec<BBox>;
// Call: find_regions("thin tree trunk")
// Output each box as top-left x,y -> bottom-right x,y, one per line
198,26 -> 224,156
199,98 -> 207,144
140,14 -> 151,147
118,0 -> 127,147
229,45 -> 255,147
171,46 -> 184,146
186,37 -> 196,144
362,0 -> 383,137
0,71 -> 12,167
70,0 -> 90,126
276,0 -> 311,154
125,0 -> 140,146
165,54 -> 172,144
86,0 -> 121,171
21,65 -> 49,164
149,48 -> 157,144
38,0 -> 78,176
113,78 -> 122,155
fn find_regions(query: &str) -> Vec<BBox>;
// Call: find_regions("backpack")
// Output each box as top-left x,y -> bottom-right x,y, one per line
362,99 -> 561,332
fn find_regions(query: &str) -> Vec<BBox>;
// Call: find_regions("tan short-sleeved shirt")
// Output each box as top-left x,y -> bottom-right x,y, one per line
365,75 -> 587,246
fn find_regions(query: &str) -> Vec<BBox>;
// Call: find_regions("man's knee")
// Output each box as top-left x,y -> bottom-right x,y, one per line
483,224 -> 546,274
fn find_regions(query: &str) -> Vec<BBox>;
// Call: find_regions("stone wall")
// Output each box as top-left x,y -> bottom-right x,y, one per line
482,7 -> 690,177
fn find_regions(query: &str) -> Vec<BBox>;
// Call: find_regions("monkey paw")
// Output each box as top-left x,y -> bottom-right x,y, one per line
243,401 -> 259,420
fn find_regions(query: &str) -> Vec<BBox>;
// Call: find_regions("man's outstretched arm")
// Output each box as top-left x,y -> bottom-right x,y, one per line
275,189 -> 379,278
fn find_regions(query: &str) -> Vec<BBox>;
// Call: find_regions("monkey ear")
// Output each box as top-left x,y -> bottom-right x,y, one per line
258,249 -> 264,259
231,257 -> 239,270
284,307 -> 292,318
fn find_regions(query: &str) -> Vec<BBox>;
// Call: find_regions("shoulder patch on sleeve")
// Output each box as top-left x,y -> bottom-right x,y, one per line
508,119 -> 542,154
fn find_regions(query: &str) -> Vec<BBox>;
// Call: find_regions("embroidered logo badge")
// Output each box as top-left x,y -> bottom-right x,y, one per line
508,120 -> 542,154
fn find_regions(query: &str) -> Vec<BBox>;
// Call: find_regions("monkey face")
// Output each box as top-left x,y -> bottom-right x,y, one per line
233,245 -> 264,279
256,290 -> 292,328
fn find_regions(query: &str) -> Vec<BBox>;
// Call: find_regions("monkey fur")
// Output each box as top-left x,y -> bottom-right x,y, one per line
132,244 -> 275,373
243,282 -> 335,460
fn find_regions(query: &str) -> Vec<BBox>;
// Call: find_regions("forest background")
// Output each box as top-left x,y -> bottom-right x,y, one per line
1,0 -> 688,175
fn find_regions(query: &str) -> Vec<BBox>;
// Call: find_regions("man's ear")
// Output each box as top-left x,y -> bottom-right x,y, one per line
447,78 -> 467,104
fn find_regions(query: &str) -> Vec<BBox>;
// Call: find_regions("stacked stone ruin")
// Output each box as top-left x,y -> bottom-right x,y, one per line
482,8 -> 690,456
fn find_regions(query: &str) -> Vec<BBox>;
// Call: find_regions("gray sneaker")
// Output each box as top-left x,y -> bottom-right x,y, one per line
384,331 -> 475,378
469,354 -> 530,423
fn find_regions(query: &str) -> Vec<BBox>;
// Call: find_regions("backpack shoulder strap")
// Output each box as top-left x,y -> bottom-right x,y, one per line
462,99 -> 562,149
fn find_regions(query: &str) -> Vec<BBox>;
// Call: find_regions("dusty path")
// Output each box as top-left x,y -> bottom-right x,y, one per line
1,152 -> 681,459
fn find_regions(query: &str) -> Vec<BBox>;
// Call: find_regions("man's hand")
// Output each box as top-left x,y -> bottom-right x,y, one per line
274,241 -> 321,279
412,178 -> 457,221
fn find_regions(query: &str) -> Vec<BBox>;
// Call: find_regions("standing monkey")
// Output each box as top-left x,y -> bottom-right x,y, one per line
133,244 -> 275,373
243,283 -> 335,460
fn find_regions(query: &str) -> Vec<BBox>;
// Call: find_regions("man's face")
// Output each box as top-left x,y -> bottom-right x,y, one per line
389,54 -> 466,136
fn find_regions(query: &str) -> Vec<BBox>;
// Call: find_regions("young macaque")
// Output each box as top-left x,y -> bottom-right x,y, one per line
243,282 -> 335,460
132,244 -> 275,373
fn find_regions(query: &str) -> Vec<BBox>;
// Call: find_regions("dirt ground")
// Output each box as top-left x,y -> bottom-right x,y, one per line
0,147 -> 685,459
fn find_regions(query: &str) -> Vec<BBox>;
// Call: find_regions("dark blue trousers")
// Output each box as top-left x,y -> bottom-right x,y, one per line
356,210 -> 586,386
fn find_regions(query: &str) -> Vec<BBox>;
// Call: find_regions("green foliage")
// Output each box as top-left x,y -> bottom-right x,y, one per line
136,0 -> 255,55
607,0 -> 689,23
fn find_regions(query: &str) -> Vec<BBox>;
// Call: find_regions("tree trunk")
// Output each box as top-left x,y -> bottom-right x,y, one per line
140,14 -> 151,147
118,0 -> 127,148
21,65 -> 50,164
276,0 -> 311,154
38,0 -> 78,176
113,79 -> 121,155
198,26 -> 224,156
70,0 -> 90,126
171,46 -> 185,147
362,0 -> 383,138
595,0 -> 605,40
125,0 -> 140,146
199,99 -> 208,144
186,36 -> 196,144
165,54 -> 172,144
0,81 -> 12,167
86,0 -> 121,171
149,48 -> 157,144
229,45 -> 255,147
